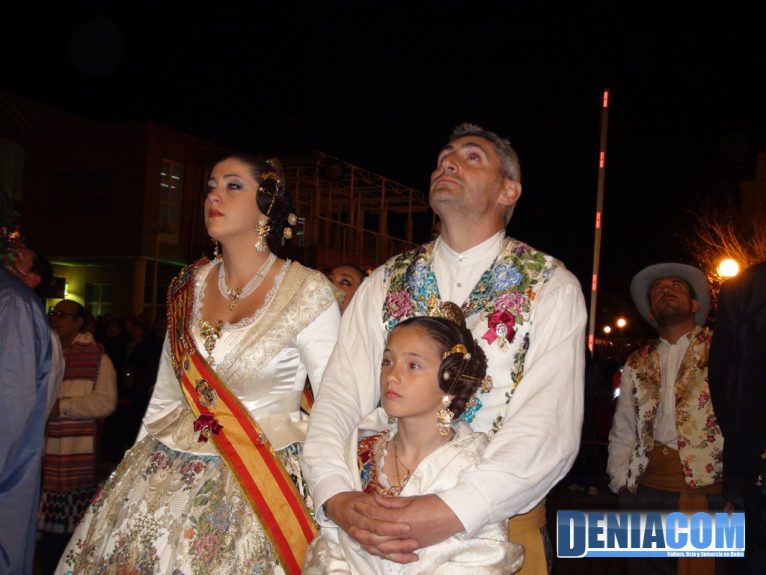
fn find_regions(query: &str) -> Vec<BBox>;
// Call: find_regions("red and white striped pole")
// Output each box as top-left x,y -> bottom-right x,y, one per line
587,89 -> 610,355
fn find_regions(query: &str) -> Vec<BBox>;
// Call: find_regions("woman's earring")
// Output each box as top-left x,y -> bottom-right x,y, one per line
211,237 -> 220,259
436,395 -> 454,436
255,217 -> 270,252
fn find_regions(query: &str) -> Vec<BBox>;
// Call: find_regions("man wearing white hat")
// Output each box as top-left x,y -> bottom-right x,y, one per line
607,262 -> 725,574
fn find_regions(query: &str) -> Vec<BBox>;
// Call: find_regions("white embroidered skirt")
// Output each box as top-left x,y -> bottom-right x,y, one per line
56,436 -> 311,575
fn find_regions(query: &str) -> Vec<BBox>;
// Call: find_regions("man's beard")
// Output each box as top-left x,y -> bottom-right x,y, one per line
654,306 -> 693,327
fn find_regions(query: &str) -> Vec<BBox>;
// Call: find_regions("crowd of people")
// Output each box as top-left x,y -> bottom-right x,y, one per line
0,123 -> 763,575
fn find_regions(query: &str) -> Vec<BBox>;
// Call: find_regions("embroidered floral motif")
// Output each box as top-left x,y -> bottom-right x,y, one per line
357,433 -> 387,494
143,449 -> 172,479
489,414 -> 505,438
179,461 -> 206,489
382,239 -> 556,339
384,290 -> 413,321
460,396 -> 483,424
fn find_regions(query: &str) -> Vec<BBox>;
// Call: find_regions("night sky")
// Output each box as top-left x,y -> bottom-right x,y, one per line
2,2 -> 765,333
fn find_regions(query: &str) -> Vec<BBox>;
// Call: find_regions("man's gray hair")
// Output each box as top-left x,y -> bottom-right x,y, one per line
450,123 -> 521,182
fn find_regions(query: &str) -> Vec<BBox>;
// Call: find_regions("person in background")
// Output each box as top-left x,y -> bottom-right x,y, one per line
709,260 -> 766,575
0,218 -> 52,575
329,264 -> 366,314
3,239 -> 64,416
38,299 -> 117,573
608,263 -> 724,575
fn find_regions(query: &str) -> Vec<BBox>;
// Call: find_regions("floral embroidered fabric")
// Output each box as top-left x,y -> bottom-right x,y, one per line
57,437 -> 312,575
357,432 -> 388,495
624,325 -> 724,491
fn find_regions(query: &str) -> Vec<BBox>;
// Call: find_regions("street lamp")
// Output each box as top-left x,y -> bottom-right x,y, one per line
616,317 -> 627,329
717,258 -> 740,278
603,325 -> 612,335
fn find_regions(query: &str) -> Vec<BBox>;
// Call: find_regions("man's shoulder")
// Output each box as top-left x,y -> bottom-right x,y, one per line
0,267 -> 45,315
384,242 -> 431,266
0,267 -> 33,299
691,325 -> 713,348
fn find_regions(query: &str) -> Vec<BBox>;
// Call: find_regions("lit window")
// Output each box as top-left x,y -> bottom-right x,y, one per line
159,159 -> 183,242
86,283 -> 113,317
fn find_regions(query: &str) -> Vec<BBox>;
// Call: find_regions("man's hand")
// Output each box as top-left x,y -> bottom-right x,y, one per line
324,492 -> 464,564
353,494 -> 464,564
372,494 -> 464,549
324,491 -> 418,562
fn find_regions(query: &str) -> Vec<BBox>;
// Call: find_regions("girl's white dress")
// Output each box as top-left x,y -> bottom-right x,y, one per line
302,409 -> 524,574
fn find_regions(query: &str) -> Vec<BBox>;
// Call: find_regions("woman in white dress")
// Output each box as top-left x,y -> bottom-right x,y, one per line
303,303 -> 523,574
57,155 -> 340,575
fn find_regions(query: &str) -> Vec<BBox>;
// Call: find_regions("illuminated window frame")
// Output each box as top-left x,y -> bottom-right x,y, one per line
159,158 -> 183,244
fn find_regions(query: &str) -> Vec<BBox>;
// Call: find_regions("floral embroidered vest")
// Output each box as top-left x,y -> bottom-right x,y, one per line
381,237 -> 560,436
624,325 -> 724,492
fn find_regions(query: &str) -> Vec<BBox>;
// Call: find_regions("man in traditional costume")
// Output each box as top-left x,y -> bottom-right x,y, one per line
0,227 -> 52,575
709,260 -> 766,575
304,123 -> 587,573
608,263 -> 724,575
38,299 -> 117,570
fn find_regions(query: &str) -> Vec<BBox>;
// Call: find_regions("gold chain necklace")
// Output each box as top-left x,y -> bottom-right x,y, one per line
381,434 -> 411,496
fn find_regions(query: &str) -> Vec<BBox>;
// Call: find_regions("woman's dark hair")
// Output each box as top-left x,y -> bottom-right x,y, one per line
393,314 -> 487,418
221,153 -> 295,247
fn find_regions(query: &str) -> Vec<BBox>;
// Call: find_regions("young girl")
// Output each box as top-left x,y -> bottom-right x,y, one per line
303,302 -> 523,574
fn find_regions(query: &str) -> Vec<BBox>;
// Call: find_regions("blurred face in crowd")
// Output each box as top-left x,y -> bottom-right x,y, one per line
329,265 -> 365,314
49,300 -> 84,344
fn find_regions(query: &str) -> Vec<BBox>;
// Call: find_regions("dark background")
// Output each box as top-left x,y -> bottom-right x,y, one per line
3,1 -> 764,335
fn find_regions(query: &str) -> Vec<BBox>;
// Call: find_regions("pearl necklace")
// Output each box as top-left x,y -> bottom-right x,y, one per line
217,253 -> 277,311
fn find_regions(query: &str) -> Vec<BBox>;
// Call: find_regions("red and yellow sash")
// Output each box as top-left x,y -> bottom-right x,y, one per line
167,259 -> 316,575
300,381 -> 314,414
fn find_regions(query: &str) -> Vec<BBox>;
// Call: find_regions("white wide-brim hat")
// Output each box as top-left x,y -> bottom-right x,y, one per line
630,262 -> 711,328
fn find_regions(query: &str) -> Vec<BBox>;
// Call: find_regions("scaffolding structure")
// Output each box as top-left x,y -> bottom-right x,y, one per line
282,152 -> 431,270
